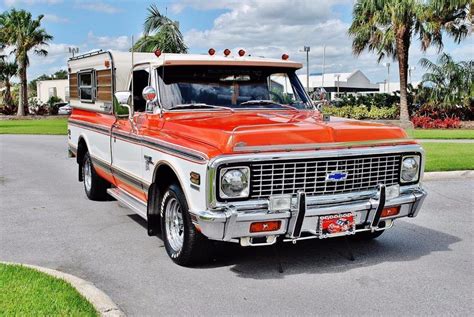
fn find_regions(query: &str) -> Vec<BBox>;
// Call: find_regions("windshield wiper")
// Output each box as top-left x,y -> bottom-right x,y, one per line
239,100 -> 298,110
171,103 -> 233,111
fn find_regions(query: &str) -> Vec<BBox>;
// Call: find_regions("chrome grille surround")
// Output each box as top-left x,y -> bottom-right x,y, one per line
250,154 -> 401,199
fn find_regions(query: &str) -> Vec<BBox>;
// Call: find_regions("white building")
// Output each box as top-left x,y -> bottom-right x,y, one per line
298,70 -> 380,99
36,79 -> 69,104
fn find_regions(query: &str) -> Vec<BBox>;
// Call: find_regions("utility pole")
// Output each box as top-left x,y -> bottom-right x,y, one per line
384,62 -> 391,93
336,74 -> 341,96
322,45 -> 326,88
304,46 -> 310,93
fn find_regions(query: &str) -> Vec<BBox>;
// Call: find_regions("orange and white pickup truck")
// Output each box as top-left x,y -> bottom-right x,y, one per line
67,49 -> 427,266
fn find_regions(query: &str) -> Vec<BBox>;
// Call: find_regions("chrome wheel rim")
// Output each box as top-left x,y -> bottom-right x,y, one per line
165,197 -> 184,252
84,157 -> 92,192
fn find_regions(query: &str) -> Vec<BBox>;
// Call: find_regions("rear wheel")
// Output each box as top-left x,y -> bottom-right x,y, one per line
82,151 -> 109,201
161,183 -> 210,266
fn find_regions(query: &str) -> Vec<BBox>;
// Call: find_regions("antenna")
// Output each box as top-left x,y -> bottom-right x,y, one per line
131,35 -> 134,110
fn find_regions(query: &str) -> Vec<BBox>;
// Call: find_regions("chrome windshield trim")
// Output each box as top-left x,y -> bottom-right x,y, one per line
206,144 -> 425,209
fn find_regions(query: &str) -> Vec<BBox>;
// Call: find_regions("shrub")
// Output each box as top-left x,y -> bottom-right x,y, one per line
414,104 -> 473,121
47,96 -> 63,115
322,105 -> 399,120
28,97 -> 48,115
411,115 -> 461,129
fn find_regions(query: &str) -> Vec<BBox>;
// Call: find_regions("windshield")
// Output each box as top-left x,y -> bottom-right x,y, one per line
156,66 -> 312,110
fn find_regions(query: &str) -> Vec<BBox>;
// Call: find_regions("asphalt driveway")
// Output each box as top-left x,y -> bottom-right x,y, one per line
1,135 -> 473,316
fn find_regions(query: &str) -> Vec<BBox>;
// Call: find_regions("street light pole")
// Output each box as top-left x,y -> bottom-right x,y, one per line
384,62 -> 391,93
304,46 -> 310,93
409,66 -> 415,86
335,74 -> 340,98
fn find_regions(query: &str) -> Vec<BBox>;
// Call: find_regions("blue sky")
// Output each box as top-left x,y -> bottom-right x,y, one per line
1,0 -> 472,84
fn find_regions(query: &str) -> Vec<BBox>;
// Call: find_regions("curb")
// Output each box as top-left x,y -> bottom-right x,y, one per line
1,261 -> 125,317
424,170 -> 474,181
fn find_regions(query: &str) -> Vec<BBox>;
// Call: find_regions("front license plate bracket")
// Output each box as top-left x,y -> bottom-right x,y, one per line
319,212 -> 356,239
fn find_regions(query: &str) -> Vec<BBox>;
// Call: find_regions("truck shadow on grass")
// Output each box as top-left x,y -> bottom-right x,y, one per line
127,215 -> 460,279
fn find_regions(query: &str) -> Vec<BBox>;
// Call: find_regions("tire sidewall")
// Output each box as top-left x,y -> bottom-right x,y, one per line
160,185 -> 190,262
82,152 -> 93,197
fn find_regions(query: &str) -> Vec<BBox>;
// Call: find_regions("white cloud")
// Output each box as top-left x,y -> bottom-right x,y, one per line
86,32 -> 130,51
4,0 -> 61,6
43,14 -> 69,23
75,1 -> 122,14
179,0 -> 472,84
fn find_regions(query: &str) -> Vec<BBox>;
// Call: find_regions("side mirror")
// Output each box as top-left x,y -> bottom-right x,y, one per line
142,86 -> 157,102
113,91 -> 133,120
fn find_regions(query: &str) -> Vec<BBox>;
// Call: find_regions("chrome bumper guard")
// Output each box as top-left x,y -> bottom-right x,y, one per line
190,186 -> 427,246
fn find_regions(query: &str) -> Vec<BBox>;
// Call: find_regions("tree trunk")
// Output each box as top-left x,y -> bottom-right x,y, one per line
4,80 -> 12,108
16,64 -> 28,116
396,29 -> 410,123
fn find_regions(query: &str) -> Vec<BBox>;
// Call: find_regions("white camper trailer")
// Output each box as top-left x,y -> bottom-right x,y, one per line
68,50 -> 156,113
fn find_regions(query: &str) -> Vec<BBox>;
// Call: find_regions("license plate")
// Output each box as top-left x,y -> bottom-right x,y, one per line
319,212 -> 356,238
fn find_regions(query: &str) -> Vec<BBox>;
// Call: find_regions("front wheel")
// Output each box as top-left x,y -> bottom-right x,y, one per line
161,184 -> 210,266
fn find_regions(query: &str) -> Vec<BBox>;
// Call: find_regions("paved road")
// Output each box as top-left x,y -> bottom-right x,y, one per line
1,135 -> 473,316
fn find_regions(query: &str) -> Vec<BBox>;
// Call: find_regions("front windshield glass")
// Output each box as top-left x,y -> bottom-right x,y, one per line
156,66 -> 312,110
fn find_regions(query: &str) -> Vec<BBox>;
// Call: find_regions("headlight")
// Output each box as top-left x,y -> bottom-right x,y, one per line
219,167 -> 250,199
400,156 -> 420,183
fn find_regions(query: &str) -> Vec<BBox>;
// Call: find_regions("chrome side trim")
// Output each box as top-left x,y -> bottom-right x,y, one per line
233,138 -> 414,152
69,118 -> 207,163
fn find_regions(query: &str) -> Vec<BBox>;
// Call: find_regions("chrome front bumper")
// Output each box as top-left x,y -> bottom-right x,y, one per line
189,185 -> 427,246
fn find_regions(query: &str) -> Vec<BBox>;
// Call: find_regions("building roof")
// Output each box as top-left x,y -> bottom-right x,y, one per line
298,70 -> 379,90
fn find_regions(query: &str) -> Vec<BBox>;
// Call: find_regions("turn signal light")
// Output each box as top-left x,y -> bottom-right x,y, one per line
250,221 -> 281,233
381,206 -> 400,218
224,48 -> 231,56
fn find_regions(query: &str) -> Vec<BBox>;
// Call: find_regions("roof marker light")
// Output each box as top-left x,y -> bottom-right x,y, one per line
282,53 -> 289,60
154,49 -> 162,57
208,48 -> 216,56
224,49 -> 231,57
238,49 -> 245,57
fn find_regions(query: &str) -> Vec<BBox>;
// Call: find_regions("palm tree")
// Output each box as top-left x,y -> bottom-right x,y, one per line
134,4 -> 187,53
420,53 -> 474,107
0,60 -> 18,110
0,9 -> 53,116
349,0 -> 471,123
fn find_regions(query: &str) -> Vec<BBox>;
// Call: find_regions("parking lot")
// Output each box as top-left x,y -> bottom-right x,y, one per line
1,135 -> 472,316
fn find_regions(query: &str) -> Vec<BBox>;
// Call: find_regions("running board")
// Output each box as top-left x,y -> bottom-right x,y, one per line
107,188 -> 147,220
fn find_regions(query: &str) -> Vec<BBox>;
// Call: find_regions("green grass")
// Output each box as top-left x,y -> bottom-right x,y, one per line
407,129 -> 474,139
422,142 -> 474,172
0,118 -> 68,135
0,263 -> 97,316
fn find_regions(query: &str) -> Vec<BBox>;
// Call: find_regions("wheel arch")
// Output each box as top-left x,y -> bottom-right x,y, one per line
147,161 -> 190,236
76,135 -> 89,181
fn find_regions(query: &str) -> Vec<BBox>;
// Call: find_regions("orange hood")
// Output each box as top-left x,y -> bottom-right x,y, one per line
160,110 -> 411,156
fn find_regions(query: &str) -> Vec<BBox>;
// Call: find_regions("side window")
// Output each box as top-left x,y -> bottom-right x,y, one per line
130,69 -> 150,112
78,71 -> 96,102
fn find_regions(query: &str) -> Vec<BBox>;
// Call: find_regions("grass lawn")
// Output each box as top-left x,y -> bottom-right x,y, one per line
0,263 -> 97,316
422,142 -> 474,172
0,118 -> 68,135
408,129 -> 474,139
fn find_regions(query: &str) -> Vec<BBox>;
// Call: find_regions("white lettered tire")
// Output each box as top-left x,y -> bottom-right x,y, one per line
82,151 -> 109,201
160,184 -> 210,266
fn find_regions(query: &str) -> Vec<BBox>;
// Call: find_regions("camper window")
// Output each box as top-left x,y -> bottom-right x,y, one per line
78,71 -> 96,102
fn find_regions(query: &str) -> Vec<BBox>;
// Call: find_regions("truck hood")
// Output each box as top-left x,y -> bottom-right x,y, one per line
161,110 -> 411,156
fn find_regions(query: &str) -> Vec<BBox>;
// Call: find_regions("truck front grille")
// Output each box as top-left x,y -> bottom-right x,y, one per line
250,154 -> 401,199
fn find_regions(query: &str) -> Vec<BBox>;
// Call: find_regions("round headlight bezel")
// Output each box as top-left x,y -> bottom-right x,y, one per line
400,155 -> 420,183
219,166 -> 250,199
